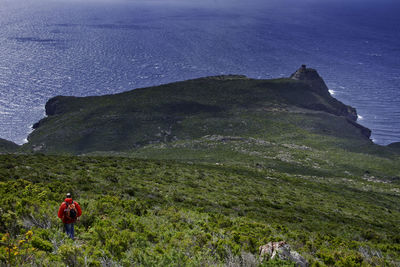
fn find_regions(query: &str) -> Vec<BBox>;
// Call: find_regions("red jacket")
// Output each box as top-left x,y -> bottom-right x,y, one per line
58,198 -> 82,224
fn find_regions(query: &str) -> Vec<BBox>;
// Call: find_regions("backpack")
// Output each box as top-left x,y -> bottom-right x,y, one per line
64,202 -> 77,220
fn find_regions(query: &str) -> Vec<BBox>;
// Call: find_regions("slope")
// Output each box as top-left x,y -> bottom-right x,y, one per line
0,154 -> 399,266
24,66 -> 371,155
0,138 -> 19,153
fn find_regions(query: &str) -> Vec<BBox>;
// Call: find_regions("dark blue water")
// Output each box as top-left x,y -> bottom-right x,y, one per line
1,0 -> 399,145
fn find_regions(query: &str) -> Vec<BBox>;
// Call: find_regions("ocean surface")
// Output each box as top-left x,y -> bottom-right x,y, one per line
0,0 -> 399,145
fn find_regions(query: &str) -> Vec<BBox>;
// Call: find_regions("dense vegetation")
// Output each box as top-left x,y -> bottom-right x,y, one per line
1,69 -> 400,266
23,72 -> 370,154
1,149 -> 399,266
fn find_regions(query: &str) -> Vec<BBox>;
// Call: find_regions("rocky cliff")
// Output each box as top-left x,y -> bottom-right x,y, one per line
290,65 -> 358,121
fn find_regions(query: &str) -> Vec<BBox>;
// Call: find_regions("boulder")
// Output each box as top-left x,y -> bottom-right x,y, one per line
259,241 -> 308,267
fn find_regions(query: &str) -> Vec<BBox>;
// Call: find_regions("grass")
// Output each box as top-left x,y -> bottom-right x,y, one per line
0,153 -> 399,266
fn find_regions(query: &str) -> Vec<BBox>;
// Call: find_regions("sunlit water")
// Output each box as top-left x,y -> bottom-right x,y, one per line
0,0 -> 399,145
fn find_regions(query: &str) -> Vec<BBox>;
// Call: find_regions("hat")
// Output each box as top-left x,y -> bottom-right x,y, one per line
66,193 -> 72,198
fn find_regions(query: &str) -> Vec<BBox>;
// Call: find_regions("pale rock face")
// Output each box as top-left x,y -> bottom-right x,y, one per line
259,241 -> 308,267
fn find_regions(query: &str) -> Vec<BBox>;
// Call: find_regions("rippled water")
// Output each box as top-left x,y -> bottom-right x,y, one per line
0,0 -> 399,145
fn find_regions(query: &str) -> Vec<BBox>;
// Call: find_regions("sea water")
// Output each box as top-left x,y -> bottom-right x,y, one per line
0,0 -> 399,145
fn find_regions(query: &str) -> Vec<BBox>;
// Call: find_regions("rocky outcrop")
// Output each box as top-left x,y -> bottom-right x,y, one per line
45,96 -> 63,116
343,106 -> 358,121
45,96 -> 77,116
346,118 -> 372,139
290,65 -> 329,95
291,65 -> 357,121
259,241 -> 308,267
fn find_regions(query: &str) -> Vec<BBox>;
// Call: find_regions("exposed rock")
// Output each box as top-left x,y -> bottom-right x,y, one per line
45,96 -> 63,116
358,246 -> 383,260
45,95 -> 77,116
282,143 -> 311,151
290,65 -> 329,96
202,135 -> 246,142
259,241 -> 308,267
346,118 -> 372,139
32,143 -> 45,152
290,65 -> 358,121
32,121 -> 41,129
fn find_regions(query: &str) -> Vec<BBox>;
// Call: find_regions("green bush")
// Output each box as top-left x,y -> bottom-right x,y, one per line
0,154 -> 399,265
31,236 -> 52,252
336,254 -> 363,266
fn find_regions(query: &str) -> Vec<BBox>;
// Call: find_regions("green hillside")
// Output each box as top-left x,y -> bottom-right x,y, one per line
0,154 -> 399,266
1,67 -> 400,266
0,138 -> 19,153
23,67 -> 370,155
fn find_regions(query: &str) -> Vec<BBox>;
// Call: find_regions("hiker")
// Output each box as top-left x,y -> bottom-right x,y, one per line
57,193 -> 82,239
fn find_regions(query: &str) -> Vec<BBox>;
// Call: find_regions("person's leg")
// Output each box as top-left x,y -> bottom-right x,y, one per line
65,223 -> 73,239
71,223 -> 75,240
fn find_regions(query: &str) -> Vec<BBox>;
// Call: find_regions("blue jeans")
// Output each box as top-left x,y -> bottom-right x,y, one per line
64,223 -> 75,239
